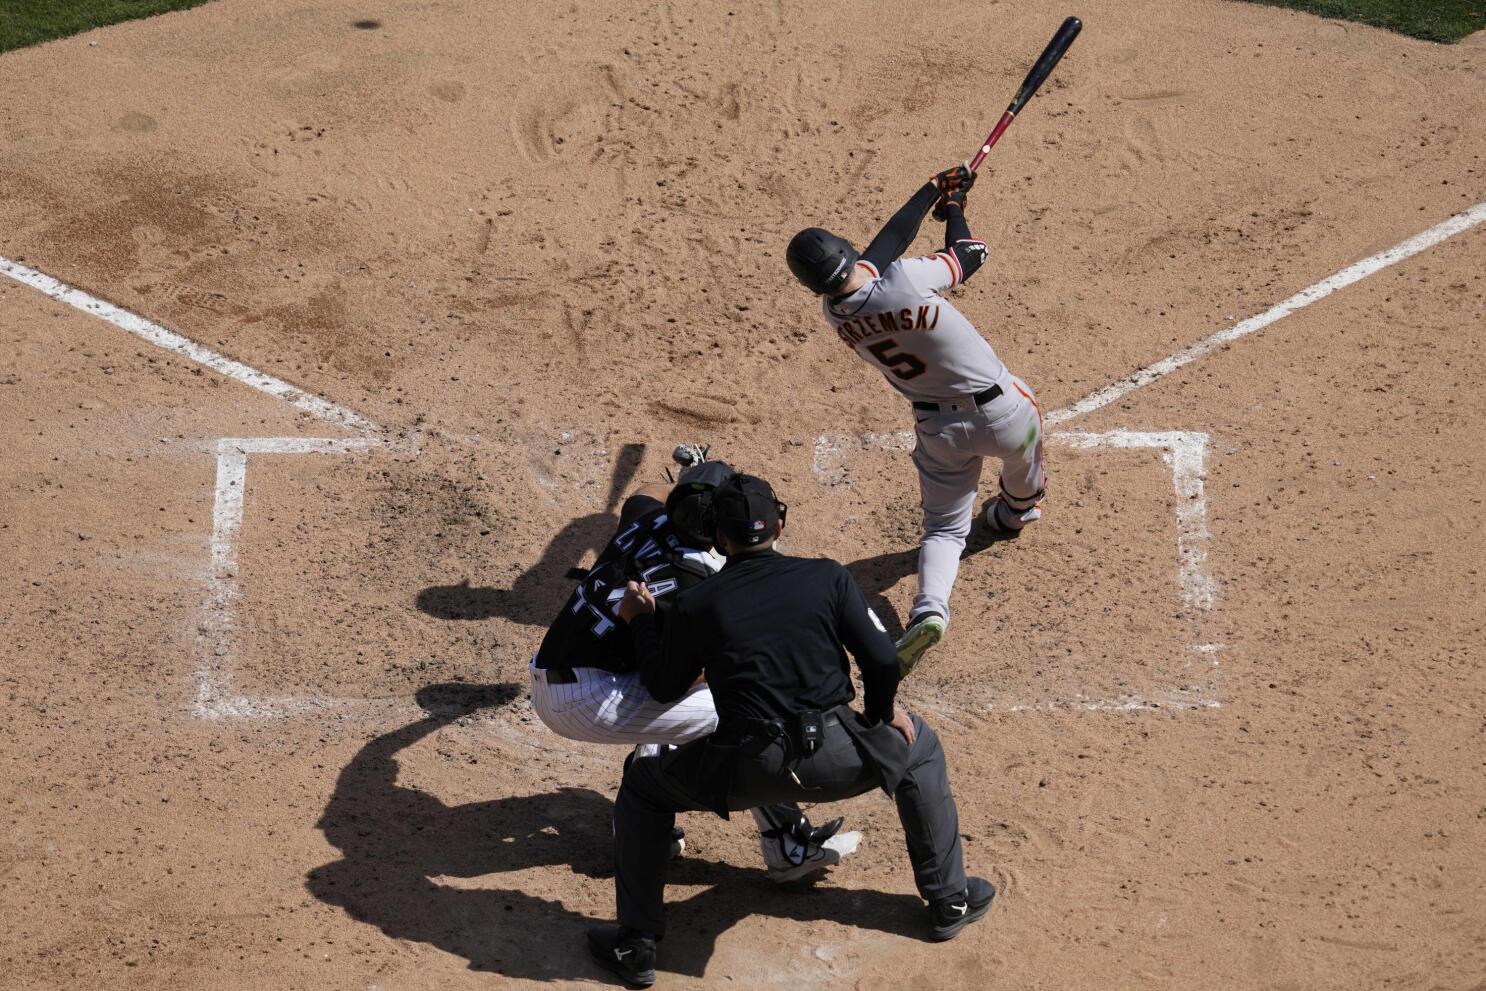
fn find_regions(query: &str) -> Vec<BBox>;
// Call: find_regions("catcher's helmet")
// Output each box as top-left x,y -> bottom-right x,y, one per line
787,227 -> 859,294
665,459 -> 735,550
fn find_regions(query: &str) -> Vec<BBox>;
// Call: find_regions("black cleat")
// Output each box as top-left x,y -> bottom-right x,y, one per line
587,924 -> 657,988
799,815 -> 844,848
983,497 -> 1041,536
928,877 -> 995,941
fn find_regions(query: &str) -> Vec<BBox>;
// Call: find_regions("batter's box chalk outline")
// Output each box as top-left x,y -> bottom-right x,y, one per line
197,437 -> 388,719
813,429 -> 1220,712
5,197 -> 1484,720
0,255 -> 393,719
1056,430 -> 1215,611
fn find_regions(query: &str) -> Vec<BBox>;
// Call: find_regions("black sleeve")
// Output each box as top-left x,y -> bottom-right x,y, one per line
619,493 -> 664,526
941,203 -> 988,283
634,604 -> 704,704
835,568 -> 900,723
860,181 -> 939,271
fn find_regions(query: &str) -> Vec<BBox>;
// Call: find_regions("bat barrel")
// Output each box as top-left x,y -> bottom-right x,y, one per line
967,16 -> 1082,169
1011,16 -> 1081,115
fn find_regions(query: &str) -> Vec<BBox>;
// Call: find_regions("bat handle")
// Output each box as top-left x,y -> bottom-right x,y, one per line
968,109 -> 1016,172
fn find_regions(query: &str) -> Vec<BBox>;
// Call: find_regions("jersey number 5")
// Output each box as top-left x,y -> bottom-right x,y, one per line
866,338 -> 927,380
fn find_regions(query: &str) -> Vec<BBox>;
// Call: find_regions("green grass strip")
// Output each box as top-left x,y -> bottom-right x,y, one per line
2,1 -> 1479,55
1245,0 -> 1484,42
0,0 -> 215,54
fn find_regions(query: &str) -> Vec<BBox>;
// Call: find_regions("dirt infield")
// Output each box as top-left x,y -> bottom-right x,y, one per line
2,1 -> 1484,988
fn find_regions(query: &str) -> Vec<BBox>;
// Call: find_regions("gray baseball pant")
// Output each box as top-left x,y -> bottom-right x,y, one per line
911,373 -> 1045,623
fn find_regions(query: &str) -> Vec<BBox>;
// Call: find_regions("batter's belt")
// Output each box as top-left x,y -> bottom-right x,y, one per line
911,383 -> 1002,414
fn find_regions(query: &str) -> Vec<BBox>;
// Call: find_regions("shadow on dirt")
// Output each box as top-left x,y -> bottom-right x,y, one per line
307,682 -> 927,983
414,443 -> 650,628
845,547 -> 918,638
846,523 -> 1020,637
960,520 -> 1023,558
414,511 -> 619,626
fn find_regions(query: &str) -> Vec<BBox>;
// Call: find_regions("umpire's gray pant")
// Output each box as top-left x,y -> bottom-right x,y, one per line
612,712 -> 966,937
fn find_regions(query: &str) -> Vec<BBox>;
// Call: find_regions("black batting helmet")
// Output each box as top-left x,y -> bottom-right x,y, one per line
665,459 -> 735,550
786,227 -> 859,294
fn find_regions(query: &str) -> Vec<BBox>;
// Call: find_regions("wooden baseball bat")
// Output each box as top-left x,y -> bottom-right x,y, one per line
968,16 -> 1082,171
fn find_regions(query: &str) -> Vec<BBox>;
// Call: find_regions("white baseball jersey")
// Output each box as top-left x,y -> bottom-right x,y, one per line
822,253 -> 1005,404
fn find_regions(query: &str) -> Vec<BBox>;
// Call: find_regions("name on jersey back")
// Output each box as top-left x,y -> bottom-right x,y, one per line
835,304 -> 941,345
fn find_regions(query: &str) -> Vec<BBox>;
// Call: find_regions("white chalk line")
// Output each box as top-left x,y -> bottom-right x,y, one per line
1045,200 -> 1486,426
0,255 -> 395,717
997,690 -> 1221,714
32,201 -> 1486,720
813,429 -> 1220,711
196,437 -> 387,718
908,682 -> 1219,717
1055,430 -> 1214,611
814,429 -> 1212,606
0,255 -> 381,433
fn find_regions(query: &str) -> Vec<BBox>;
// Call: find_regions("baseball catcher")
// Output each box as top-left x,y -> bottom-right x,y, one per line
529,450 -> 858,881
786,166 -> 1047,675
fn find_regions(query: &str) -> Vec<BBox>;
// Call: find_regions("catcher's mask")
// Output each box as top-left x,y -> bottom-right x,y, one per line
786,227 -> 859,295
665,459 -> 735,550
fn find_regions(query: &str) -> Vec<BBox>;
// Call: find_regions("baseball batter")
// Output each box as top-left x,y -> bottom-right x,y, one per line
786,166 -> 1046,674
529,456 -> 858,881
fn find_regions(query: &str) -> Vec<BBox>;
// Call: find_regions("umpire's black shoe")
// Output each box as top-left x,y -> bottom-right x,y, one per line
801,815 -> 844,847
928,877 -> 996,941
587,924 -> 657,988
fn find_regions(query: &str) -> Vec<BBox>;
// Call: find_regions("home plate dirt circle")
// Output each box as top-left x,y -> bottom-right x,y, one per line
2,1 -> 1484,987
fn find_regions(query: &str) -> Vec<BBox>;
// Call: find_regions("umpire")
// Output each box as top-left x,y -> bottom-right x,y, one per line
586,473 -> 993,987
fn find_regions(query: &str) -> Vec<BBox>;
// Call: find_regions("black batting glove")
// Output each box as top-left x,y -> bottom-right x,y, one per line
932,164 -> 976,196
931,186 -> 969,222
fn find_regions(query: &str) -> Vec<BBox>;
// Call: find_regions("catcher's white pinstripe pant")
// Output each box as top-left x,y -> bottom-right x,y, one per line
528,657 -> 719,745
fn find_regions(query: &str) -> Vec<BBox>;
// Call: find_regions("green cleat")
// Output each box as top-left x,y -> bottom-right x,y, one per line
895,612 -> 946,677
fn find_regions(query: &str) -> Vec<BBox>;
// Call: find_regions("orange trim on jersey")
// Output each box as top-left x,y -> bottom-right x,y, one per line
859,260 -> 880,279
935,251 -> 960,286
948,250 -> 965,284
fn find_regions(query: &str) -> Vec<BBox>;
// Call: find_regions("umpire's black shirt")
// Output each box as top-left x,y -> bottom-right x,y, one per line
630,549 -> 901,728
